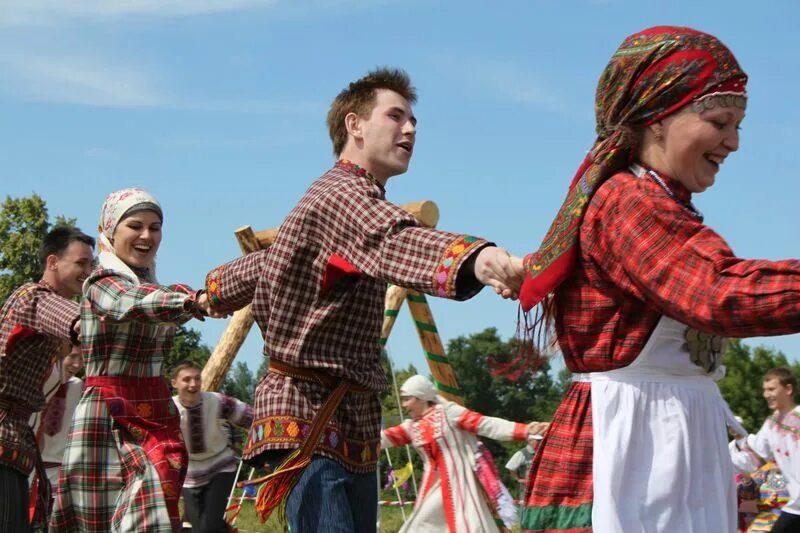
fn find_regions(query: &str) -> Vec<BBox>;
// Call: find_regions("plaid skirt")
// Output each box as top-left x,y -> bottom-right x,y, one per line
49,376 -> 187,533
521,382 -> 593,533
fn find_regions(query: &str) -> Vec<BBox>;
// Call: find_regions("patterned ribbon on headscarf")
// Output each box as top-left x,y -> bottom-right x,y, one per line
95,188 -> 163,283
519,26 -> 747,311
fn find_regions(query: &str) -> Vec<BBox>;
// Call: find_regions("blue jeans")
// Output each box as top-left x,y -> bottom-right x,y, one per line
285,456 -> 377,533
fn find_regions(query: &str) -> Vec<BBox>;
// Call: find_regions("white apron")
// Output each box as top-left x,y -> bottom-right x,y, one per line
573,316 -> 741,533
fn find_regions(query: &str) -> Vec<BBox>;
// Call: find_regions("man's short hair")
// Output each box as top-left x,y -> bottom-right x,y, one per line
171,359 -> 202,379
39,226 -> 95,268
327,67 -> 417,157
764,366 -> 797,390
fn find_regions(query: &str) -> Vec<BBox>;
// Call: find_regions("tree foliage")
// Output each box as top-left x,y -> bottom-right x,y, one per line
0,194 -> 76,305
221,361 -> 257,405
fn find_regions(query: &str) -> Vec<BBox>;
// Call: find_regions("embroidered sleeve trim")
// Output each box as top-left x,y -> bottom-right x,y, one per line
512,422 -> 529,441
457,409 -> 483,434
433,235 -> 485,298
205,265 -> 225,309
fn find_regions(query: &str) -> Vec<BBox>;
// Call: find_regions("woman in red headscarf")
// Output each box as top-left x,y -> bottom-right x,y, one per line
514,27 -> 800,532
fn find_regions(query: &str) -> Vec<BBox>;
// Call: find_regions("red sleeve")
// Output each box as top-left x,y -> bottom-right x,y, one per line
383,425 -> 412,447
586,175 -> 800,337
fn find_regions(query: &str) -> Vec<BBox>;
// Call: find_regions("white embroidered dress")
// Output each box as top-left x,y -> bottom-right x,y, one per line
381,402 -> 527,533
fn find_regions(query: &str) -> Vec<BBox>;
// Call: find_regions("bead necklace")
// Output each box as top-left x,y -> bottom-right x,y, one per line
629,163 -> 704,221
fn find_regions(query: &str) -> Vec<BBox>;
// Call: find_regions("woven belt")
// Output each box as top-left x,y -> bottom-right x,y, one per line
268,359 -> 371,394
268,359 -> 372,460
0,397 -> 33,422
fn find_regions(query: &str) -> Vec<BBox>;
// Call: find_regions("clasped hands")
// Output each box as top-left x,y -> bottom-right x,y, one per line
474,246 -> 526,300
191,292 -> 230,320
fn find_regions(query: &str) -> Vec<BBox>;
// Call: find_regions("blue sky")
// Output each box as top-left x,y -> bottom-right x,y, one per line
2,1 -> 799,378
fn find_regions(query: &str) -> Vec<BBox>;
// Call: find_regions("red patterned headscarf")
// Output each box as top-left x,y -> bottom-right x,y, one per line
519,26 -> 747,311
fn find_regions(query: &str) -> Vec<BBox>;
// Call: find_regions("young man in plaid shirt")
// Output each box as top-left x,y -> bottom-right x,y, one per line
204,67 -> 523,532
0,226 -> 94,531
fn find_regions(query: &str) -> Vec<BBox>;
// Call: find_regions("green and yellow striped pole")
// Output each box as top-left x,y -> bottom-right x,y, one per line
381,284 -> 410,347
405,290 -> 464,404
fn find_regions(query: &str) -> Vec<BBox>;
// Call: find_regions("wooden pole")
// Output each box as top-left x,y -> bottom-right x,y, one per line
202,226 -> 269,391
405,291 -> 463,404
202,201 -> 440,391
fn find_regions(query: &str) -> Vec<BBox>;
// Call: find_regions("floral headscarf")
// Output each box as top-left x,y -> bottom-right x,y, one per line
519,26 -> 747,311
95,188 -> 163,283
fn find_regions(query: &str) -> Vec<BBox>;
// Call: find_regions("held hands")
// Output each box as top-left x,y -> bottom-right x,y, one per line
527,421 -> 549,438
192,291 -> 230,320
474,246 -> 525,300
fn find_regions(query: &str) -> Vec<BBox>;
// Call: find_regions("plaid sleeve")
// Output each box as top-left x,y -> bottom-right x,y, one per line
218,393 -> 254,428
205,249 -> 268,313
447,402 -> 527,441
588,177 -> 800,337
13,285 -> 79,342
319,188 -> 489,300
85,269 -> 194,325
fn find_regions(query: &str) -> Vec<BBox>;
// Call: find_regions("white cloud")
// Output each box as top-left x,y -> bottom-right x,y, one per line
0,52 -> 164,107
0,0 -> 279,25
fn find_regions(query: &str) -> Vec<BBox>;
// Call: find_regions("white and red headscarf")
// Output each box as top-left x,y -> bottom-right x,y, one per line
95,188 -> 163,284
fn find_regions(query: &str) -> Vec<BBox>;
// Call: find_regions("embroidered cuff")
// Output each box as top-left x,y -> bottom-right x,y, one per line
206,265 -> 225,309
433,235 -> 487,299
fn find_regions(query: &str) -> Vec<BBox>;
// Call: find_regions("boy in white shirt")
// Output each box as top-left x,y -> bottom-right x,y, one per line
730,367 -> 800,533
171,361 -> 253,532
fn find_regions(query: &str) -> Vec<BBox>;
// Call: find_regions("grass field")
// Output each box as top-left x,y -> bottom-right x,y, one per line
222,500 -> 409,532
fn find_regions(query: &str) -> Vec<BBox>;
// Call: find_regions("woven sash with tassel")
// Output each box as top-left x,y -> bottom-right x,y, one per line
244,360 -> 371,526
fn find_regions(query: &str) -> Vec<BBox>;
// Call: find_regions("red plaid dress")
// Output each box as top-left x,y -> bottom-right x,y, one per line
207,161 -> 489,473
522,170 -> 800,532
49,264 -> 197,533
0,281 -> 78,475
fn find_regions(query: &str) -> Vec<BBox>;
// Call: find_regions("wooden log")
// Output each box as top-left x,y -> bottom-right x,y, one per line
202,226 -> 261,391
201,306 -> 256,392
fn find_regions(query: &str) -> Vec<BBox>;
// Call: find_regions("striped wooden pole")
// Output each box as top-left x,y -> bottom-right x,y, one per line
405,291 -> 464,405
380,285 -> 410,347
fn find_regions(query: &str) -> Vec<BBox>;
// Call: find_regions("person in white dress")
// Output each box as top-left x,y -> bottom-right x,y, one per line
381,375 -> 546,533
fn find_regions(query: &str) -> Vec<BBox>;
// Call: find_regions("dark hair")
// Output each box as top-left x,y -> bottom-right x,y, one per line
327,67 -> 417,157
39,226 -> 95,268
171,359 -> 202,379
764,367 -> 797,390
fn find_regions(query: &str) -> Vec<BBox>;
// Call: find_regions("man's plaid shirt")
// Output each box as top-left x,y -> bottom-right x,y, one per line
207,162 -> 489,472
0,281 -> 79,474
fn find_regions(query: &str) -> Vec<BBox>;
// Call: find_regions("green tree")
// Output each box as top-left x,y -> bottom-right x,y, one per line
718,339 -> 800,433
256,357 -> 269,382
163,326 -> 212,379
221,361 -> 256,405
0,194 -> 76,305
446,328 -> 561,424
